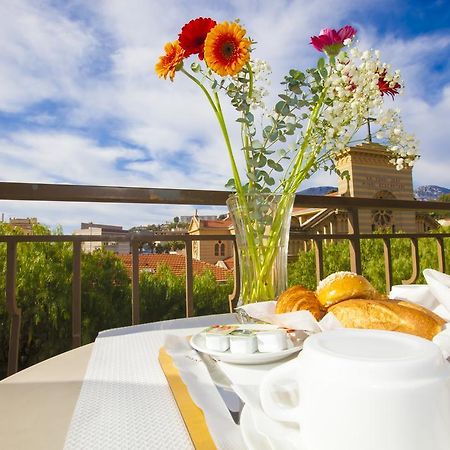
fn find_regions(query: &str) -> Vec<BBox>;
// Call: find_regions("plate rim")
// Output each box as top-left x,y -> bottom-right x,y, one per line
189,324 -> 302,364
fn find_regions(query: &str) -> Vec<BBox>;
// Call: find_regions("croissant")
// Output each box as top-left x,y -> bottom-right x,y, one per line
276,285 -> 325,321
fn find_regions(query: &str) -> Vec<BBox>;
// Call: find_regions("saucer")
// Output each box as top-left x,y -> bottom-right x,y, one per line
240,406 -> 272,450
241,405 -> 305,450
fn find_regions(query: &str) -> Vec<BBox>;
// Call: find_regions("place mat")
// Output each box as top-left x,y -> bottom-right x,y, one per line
63,329 -> 195,450
158,348 -> 217,450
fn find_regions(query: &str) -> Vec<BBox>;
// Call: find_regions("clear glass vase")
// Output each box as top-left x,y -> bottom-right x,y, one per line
226,192 -> 295,305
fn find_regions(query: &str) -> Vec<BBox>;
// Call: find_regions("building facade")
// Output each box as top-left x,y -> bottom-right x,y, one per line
292,142 -> 438,238
188,214 -> 234,265
73,223 -> 131,254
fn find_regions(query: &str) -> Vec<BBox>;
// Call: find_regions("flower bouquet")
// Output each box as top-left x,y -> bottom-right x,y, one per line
156,18 -> 418,304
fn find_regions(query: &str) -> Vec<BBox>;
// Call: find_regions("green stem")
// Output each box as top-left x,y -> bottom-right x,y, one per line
246,62 -> 254,99
285,85 -> 329,194
213,91 -> 244,196
181,68 -> 244,196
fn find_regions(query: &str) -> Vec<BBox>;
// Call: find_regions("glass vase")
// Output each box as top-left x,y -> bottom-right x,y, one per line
226,192 -> 295,305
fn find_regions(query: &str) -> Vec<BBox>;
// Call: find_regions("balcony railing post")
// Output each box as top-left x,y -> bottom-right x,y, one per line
403,238 -> 420,285
383,238 -> 393,293
314,239 -> 324,284
131,241 -> 140,325
185,239 -> 194,318
436,237 -> 446,273
6,241 -> 21,376
347,209 -> 362,274
72,241 -> 82,348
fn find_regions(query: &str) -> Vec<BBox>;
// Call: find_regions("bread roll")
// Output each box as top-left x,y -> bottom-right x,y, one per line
276,285 -> 325,320
316,271 -> 377,307
329,299 -> 446,340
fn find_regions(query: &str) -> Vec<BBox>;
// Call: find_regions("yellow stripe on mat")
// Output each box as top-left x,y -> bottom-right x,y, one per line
158,348 -> 217,450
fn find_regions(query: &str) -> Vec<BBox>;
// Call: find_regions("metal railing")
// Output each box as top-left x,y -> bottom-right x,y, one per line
1,181 -> 449,376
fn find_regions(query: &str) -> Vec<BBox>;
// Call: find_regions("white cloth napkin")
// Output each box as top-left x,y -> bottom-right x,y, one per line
165,334 -> 303,449
423,269 -> 450,316
163,335 -> 245,450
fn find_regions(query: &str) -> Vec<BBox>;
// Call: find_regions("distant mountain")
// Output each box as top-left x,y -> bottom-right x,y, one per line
414,185 -> 450,201
298,186 -> 337,196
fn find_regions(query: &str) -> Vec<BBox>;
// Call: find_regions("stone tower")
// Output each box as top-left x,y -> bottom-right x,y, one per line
335,142 -> 416,233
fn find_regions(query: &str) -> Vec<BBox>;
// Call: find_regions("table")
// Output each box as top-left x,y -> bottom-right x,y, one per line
0,313 -> 237,450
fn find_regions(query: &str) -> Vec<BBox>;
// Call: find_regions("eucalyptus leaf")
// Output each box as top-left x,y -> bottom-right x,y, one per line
263,174 -> 275,186
225,178 -> 235,189
268,159 -> 283,172
275,101 -> 290,116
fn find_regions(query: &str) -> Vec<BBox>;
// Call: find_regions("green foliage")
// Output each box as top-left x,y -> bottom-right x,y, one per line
0,236 -> 233,378
0,223 -> 132,377
0,223 -> 73,376
140,265 -> 232,323
431,193 -> 450,219
140,265 -> 185,322
193,270 -> 233,316
288,232 -> 450,294
80,251 -> 131,344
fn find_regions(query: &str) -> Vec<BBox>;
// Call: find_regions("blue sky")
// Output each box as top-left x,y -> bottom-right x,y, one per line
0,0 -> 449,231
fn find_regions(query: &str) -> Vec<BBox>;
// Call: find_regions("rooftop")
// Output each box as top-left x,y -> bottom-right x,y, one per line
117,253 -> 232,282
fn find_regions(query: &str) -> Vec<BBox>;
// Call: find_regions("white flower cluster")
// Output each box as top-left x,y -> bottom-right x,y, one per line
314,46 -> 418,169
376,110 -> 418,169
247,59 -> 272,110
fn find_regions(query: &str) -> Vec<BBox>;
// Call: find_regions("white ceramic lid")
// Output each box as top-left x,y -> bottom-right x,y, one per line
300,329 -> 449,383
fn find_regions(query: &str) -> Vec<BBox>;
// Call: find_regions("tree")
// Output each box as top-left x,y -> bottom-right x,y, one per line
139,264 -> 232,323
432,193 -> 450,219
0,223 -> 131,377
288,230 -> 450,294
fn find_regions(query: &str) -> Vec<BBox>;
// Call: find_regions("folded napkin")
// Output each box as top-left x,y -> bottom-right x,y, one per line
163,336 -> 245,450
238,301 -> 342,332
164,333 -> 303,449
424,269 -> 450,316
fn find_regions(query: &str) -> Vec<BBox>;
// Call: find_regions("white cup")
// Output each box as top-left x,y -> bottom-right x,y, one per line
260,329 -> 450,450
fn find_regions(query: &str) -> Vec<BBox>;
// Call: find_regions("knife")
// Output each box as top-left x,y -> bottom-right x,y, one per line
196,351 -> 244,424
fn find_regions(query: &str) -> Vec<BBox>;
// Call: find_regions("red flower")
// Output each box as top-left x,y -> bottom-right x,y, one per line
377,70 -> 401,99
310,25 -> 356,56
179,17 -> 217,60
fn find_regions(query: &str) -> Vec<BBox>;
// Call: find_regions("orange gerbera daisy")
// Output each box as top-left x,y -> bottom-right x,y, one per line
204,22 -> 251,77
155,40 -> 185,81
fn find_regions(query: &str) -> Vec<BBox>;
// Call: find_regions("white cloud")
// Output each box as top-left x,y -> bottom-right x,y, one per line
0,0 -> 449,231
0,0 -> 96,111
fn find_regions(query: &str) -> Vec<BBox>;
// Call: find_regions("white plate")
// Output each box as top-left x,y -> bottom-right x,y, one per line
189,324 -> 302,365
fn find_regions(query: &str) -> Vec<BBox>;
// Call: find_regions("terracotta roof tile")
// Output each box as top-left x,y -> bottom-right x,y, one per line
199,218 -> 232,228
116,254 -> 232,281
220,256 -> 235,271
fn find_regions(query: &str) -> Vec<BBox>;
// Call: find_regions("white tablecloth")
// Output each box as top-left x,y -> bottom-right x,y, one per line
64,314 -> 243,450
